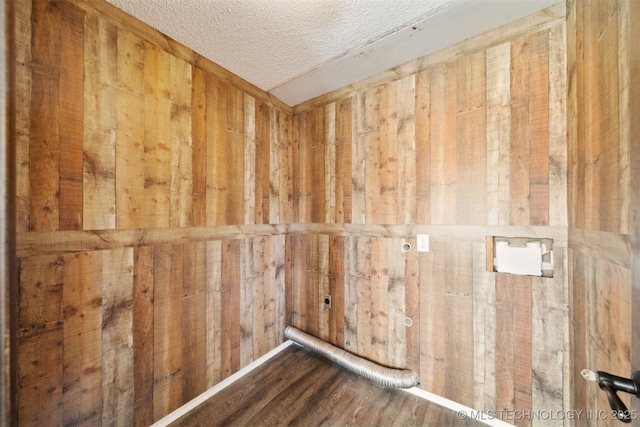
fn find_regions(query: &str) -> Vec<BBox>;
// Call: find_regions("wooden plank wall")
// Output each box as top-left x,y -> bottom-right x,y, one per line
13,0 -> 292,425
291,5 -> 568,426
567,0 -> 640,423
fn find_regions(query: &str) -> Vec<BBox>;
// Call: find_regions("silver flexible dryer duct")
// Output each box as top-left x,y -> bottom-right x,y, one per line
284,326 -> 419,389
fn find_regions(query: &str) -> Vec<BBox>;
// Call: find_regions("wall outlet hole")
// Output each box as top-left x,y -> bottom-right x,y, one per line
323,295 -> 331,308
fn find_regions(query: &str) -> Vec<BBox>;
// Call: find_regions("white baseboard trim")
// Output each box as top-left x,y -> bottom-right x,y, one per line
405,387 -> 513,427
151,340 -> 295,427
152,339 -> 512,427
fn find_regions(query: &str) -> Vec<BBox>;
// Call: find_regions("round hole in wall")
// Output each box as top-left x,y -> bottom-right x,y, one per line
403,317 -> 413,327
401,242 -> 411,252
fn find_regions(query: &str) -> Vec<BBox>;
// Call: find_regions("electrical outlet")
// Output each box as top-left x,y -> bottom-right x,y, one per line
417,234 -> 429,252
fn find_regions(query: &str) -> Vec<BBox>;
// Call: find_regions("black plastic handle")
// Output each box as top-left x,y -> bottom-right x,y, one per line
598,379 -> 631,423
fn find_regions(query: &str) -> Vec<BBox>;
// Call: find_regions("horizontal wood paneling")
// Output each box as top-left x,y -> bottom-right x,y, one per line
13,0 -> 292,424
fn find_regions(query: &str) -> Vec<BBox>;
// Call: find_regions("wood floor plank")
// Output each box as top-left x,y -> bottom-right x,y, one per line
171,345 -> 486,427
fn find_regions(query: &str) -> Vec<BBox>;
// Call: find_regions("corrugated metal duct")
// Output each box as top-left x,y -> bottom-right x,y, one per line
285,326 -> 420,389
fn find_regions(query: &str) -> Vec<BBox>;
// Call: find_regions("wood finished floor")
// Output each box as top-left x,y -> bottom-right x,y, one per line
171,344 -> 486,426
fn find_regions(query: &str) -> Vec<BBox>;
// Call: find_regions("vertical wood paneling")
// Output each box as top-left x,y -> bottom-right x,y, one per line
593,4 -> 620,234
269,107 -> 281,224
486,42 -> 511,226
531,249 -> 565,418
548,22 -> 568,228
101,248 -> 134,426
244,96 -> 257,225
62,251 -> 103,426
304,235 -> 320,337
18,256 -> 64,426
420,240 -> 446,395
444,242 -> 474,407
221,240 -> 241,379
265,236 -> 282,355
324,104 -> 337,224
430,62 -> 457,224
495,274 -> 516,416
404,238 -> 420,374
473,243 -> 496,412
205,75 -> 227,225
310,108 -> 326,223
226,87 -> 245,224
618,0 -> 631,238
415,69 -> 431,224
83,13 -> 117,231
58,2 -> 84,231
317,234 -> 330,341
15,0 -> 32,233
191,68 -> 207,226
568,2 -> 638,425
254,102 -> 270,223
354,236 -> 372,358
351,94 -> 367,224
495,273 -> 532,426
509,37 -> 532,227
30,0 -> 61,232
16,0 -> 294,425
292,236 -> 417,369
152,244 -> 183,418
181,242 -> 206,402
396,76 -> 416,225
115,31 -> 145,229
169,56 -> 193,228
370,238 -> 388,364
329,235 -> 345,347
144,43 -> 172,229
386,238 -> 406,368
241,238 -> 257,366
512,275 -> 532,427
343,236 -> 358,352
205,240 -> 222,388
378,83 -> 397,224
133,246 -> 154,426
13,0 -> 575,425
335,98 -> 353,224
277,112 -> 294,224
528,32 -> 550,227
456,51 -> 486,226
364,87 -> 382,223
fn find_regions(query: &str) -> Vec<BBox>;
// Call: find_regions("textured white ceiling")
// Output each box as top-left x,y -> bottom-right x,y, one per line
105,0 -> 562,106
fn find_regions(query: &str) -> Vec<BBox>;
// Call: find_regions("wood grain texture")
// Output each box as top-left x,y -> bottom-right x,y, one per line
14,0 -> 32,234
29,0 -> 62,232
282,8 -> 569,427
567,1 -> 638,425
62,251 -> 104,426
14,1 -> 293,423
58,1 -> 84,231
83,11 -> 117,231
9,0 -> 600,425
101,248 -> 135,426
172,345 -> 487,427
18,255 -> 64,427
289,8 -> 567,423
115,30 -> 145,229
